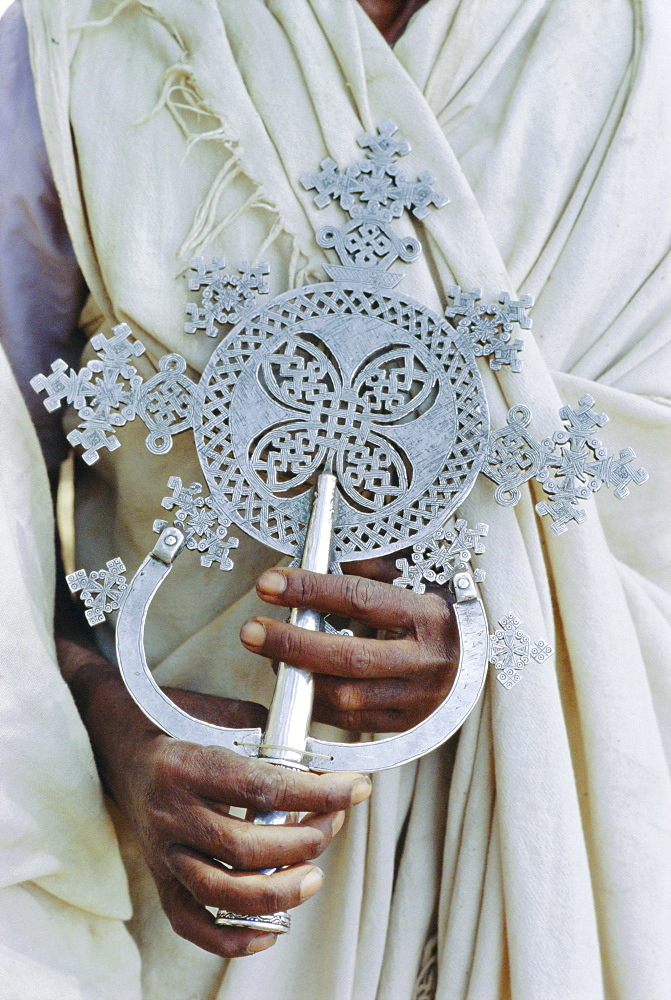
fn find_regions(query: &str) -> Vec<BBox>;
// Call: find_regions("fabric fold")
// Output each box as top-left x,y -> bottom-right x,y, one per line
18,0 -> 671,996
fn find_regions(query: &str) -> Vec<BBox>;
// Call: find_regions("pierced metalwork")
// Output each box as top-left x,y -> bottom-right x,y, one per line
197,285 -> 489,562
488,613 -> 553,689
444,286 -> 533,372
185,257 -> 270,337
483,395 -> 649,533
31,324 -> 197,463
32,123 -> 648,561
252,336 -> 437,510
394,518 -> 488,594
301,119 -> 447,222
37,121 -> 649,940
152,477 -> 239,571
66,557 -> 128,626
301,120 -> 447,285
138,354 -> 197,455
483,404 -> 552,506
31,324 -> 145,463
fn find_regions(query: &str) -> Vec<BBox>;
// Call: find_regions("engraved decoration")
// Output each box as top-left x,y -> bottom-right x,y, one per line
444,286 -> 533,372
393,518 -> 488,594
30,117 -> 650,637
185,257 -> 270,337
30,324 -> 196,463
152,477 -> 239,571
66,558 -> 128,626
488,614 -> 553,689
215,911 -> 291,933
197,286 -> 489,561
30,122 -> 648,969
301,118 -> 448,287
483,396 -> 649,534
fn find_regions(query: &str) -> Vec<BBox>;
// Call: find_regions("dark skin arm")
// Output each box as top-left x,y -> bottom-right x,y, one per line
53,466 -> 374,958
57,626 -> 373,958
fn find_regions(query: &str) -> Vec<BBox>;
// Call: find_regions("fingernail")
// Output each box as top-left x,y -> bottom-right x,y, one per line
299,866 -> 323,901
246,933 -> 277,954
350,776 -> 372,805
240,620 -> 266,647
257,570 -> 287,596
331,811 -> 346,836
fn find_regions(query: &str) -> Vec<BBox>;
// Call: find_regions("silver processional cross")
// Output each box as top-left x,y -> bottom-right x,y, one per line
32,121 -> 647,933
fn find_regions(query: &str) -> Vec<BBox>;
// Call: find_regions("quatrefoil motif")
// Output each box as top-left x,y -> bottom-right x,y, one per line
250,335 -> 437,512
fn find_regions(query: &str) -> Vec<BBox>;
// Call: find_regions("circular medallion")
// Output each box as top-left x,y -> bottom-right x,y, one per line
195,282 -> 489,561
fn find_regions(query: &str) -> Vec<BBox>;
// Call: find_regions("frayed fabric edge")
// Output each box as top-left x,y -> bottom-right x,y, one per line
414,928 -> 439,1000
76,1 -> 316,284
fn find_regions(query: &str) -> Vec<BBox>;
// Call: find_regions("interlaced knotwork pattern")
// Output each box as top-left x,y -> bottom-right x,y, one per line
483,396 -> 648,533
196,285 -> 488,560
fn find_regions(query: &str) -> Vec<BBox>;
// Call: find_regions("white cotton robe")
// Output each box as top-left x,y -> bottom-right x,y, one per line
4,1 -> 670,998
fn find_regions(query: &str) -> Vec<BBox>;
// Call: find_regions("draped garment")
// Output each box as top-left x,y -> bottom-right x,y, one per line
9,0 -> 671,997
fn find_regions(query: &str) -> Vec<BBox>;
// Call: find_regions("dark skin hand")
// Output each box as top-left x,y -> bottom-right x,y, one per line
59,636 -> 373,957
240,562 -> 459,734
51,0 -> 446,960
57,553 -> 459,958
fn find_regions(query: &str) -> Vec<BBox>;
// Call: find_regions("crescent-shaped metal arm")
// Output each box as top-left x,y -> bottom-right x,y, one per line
116,527 -> 489,773
115,526 -> 264,753
306,575 -> 488,771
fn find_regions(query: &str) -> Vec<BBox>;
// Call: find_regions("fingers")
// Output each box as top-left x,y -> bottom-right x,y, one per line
155,871 -> 279,958
153,739 -> 371,814
165,848 -> 324,915
312,675 -> 453,732
167,807 -> 346,872
255,566 -> 440,631
241,617 -> 424,678
141,740 -> 359,957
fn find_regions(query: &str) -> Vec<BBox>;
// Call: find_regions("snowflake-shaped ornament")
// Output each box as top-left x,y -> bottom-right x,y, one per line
66,558 -> 128,626
483,396 -> 649,533
152,477 -> 239,572
488,614 -> 553,689
301,120 -> 448,287
394,519 -> 488,594
445,286 -> 533,373
185,257 -> 270,337
30,114 -> 649,637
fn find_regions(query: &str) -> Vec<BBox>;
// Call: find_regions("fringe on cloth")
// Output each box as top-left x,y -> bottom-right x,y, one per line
414,928 -> 438,1000
76,0 -> 319,285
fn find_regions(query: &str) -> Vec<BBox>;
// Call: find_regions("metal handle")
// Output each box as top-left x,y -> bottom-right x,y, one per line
214,473 -> 337,933
117,527 -> 489,774
214,808 -> 296,935
257,472 -> 337,766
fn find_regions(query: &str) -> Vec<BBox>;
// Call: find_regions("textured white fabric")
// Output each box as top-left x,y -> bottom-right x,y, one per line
17,1 -> 671,998
0,344 -> 142,999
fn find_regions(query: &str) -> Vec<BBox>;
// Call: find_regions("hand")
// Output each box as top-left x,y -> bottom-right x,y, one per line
58,641 -> 371,958
239,562 -> 459,733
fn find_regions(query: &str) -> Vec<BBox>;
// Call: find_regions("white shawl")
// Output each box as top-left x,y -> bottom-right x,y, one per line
15,1 -> 671,998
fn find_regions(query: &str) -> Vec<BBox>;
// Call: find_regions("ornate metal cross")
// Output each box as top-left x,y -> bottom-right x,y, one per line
33,121 -> 647,933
